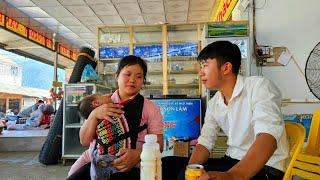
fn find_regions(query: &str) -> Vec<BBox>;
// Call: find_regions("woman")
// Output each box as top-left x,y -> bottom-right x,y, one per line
68,55 -> 164,180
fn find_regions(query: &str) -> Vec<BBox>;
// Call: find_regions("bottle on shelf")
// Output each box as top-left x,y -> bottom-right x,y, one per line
140,134 -> 162,180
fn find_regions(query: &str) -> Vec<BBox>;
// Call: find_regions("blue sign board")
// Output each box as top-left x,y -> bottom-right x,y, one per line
151,99 -> 201,141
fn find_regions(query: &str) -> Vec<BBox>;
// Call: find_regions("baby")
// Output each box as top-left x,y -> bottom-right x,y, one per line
70,93 -> 130,180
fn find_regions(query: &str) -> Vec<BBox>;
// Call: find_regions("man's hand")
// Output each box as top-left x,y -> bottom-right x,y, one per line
198,171 -> 237,180
112,149 -> 141,172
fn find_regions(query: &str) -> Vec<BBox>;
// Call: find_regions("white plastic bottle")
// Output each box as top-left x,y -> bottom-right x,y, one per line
140,134 -> 162,180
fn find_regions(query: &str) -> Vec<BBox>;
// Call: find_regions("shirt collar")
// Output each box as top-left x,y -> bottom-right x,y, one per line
217,75 -> 245,104
111,90 -> 121,103
231,75 -> 244,101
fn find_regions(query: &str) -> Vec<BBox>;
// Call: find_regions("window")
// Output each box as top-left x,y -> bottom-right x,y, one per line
0,99 -> 6,118
9,99 -> 20,115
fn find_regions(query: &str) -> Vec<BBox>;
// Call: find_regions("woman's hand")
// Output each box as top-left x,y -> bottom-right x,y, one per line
112,149 -> 142,172
90,103 -> 124,123
79,93 -> 123,146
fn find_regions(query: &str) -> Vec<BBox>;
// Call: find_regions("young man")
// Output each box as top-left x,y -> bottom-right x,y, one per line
162,41 -> 288,180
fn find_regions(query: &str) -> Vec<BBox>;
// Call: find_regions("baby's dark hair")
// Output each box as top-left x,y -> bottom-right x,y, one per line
77,94 -> 97,119
116,55 -> 148,84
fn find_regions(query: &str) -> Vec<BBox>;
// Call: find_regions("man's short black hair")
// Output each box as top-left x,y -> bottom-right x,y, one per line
198,41 -> 241,75
37,100 -> 44,104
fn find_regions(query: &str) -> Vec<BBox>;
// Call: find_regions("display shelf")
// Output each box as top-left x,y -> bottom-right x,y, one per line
66,104 -> 78,107
100,58 -> 121,62
168,56 -> 197,61
63,146 -> 87,158
98,24 -> 203,97
145,84 -> 198,89
99,42 -> 129,47
169,70 -> 198,74
65,123 -> 82,128
62,83 -> 112,160
102,70 -> 198,76
169,84 -> 199,88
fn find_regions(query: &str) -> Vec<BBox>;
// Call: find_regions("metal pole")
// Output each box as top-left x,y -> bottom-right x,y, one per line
53,33 -> 58,111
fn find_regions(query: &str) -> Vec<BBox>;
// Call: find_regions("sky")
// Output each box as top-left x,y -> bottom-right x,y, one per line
0,49 -> 65,90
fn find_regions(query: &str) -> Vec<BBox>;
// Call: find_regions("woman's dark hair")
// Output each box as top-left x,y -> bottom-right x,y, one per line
115,55 -> 148,84
198,41 -> 241,75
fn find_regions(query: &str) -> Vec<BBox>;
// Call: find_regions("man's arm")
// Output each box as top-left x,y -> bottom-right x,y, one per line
188,144 -> 210,165
190,99 -> 219,165
199,133 -> 277,180
227,133 -> 277,179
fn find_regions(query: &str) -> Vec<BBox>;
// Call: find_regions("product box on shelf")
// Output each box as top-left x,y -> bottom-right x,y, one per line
173,140 -> 190,157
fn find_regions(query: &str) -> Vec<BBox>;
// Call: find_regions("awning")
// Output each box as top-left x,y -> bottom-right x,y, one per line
0,82 -> 50,98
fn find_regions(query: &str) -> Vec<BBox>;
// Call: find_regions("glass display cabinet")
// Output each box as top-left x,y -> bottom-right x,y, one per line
62,83 -> 111,161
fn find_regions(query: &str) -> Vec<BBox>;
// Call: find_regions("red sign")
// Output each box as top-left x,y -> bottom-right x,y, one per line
5,17 -> 28,37
2,13 -> 77,61
28,29 -> 46,46
59,45 -> 71,58
212,0 -> 238,22
71,51 -> 77,61
0,13 -> 4,27
46,38 -> 53,50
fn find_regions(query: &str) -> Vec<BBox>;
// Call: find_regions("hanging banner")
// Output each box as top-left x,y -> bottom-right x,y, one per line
0,13 -> 4,27
59,44 -> 71,58
71,51 -> 77,61
28,29 -> 46,46
5,16 -> 28,37
46,38 -> 53,50
212,0 -> 239,22
1,13 -> 77,61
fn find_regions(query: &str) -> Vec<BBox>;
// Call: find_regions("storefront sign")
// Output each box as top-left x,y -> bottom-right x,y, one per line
71,51 -> 77,61
212,0 -> 239,22
59,45 -> 71,58
0,13 -> 5,27
5,17 -> 28,37
46,38 -> 53,50
28,29 -> 46,46
1,13 -> 77,61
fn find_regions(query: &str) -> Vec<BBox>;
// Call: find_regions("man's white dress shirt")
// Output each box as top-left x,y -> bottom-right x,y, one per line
198,75 -> 289,171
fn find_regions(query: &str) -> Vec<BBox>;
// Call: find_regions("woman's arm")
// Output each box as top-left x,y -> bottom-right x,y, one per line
79,111 -> 99,146
79,103 -> 124,146
157,134 -> 164,152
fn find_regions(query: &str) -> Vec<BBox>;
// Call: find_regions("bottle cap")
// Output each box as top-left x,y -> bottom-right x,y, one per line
145,134 -> 157,143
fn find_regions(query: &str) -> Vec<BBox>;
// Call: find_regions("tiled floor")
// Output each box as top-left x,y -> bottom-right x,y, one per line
0,129 -> 49,137
0,152 -> 70,180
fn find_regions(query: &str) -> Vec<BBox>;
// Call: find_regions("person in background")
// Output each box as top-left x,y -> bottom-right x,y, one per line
17,99 -> 44,118
67,55 -> 164,180
162,41 -> 288,180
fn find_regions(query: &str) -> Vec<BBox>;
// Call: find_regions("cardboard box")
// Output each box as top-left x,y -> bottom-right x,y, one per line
173,141 -> 190,157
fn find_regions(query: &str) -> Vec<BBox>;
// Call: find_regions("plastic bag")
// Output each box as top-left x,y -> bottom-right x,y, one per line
81,64 -> 99,82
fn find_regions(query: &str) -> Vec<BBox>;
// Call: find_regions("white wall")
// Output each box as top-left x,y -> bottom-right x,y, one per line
255,0 -> 320,114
